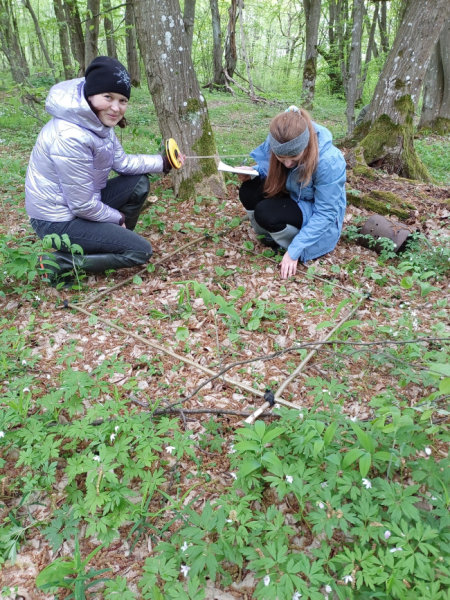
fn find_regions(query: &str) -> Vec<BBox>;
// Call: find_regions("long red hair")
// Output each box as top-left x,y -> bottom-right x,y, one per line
263,108 -> 319,198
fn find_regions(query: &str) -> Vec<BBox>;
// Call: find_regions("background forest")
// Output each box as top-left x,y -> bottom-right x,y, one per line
1,1 -> 450,600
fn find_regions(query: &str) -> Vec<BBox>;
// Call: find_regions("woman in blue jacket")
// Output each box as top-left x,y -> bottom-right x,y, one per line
238,106 -> 346,279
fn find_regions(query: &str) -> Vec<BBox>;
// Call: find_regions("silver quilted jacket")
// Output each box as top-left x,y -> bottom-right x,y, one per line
25,78 -> 163,224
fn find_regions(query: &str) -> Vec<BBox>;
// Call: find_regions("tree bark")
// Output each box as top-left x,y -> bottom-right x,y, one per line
210,0 -> 225,87
125,3 -> 140,87
224,0 -> 238,78
103,0 -> 118,59
419,18 -> 450,133
53,0 -> 74,79
64,0 -> 85,75
132,0 -> 226,199
23,0 -> 57,80
84,0 -> 100,69
301,0 -> 321,109
0,0 -> 29,83
318,0 -> 345,96
378,0 -> 389,54
355,4 -> 378,106
344,0 -> 365,133
355,0 -> 450,181
183,0 -> 196,56
237,0 -> 255,100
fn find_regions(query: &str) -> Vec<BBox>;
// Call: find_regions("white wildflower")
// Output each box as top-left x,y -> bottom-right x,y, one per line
322,389 -> 330,394
228,444 -> 236,454
384,530 -> 391,540
46,374 -> 50,379
390,547 -> 402,553
343,575 -> 353,584
325,585 -> 332,594
226,519 -> 233,523
23,387 -> 30,393
321,482 -> 328,489
274,403 -> 280,409
165,446 -> 176,454
22,360 -> 27,365
35,296 -> 40,301
292,593 -> 302,600
0,431 -> 5,438
286,475 -> 293,484
350,416 -> 358,422
180,565 -> 191,577
181,542 -> 189,552
230,472 -> 238,480
318,502 -> 325,509
263,575 -> 270,587
110,433 -> 116,442
114,425 -> 119,433
93,456 -> 100,462
425,447 -> 432,456
362,478 -> 372,489
298,413 -> 304,419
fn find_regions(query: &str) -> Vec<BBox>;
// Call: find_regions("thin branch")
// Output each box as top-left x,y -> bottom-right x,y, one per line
79,2 -> 128,23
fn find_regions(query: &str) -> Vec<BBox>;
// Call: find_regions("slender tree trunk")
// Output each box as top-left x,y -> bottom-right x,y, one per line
84,0 -> 100,69
237,0 -> 255,100
0,0 -> 29,83
355,4 -> 378,106
301,0 -> 321,109
355,0 -> 450,181
210,0 -> 224,87
53,0 -> 74,79
64,0 -> 85,75
23,0 -> 57,79
132,0 -> 226,199
224,0 -> 238,78
379,0 -> 389,54
125,3 -> 140,87
103,0 -> 118,58
318,0 -> 344,96
183,0 -> 196,56
344,0 -> 365,133
419,18 -> 450,133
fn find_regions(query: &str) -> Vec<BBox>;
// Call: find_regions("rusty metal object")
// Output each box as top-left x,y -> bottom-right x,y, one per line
357,214 -> 413,254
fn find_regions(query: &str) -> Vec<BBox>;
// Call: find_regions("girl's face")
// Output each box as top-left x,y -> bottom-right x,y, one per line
275,151 -> 304,169
88,92 -> 128,127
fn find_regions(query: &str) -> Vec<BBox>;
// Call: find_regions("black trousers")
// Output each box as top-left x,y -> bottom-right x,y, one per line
239,176 -> 303,233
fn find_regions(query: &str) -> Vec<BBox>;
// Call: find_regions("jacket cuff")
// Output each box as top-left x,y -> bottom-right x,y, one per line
287,245 -> 302,261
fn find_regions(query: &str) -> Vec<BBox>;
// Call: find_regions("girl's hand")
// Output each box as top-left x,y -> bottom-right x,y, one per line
237,166 -> 255,182
178,153 -> 186,167
280,252 -> 298,279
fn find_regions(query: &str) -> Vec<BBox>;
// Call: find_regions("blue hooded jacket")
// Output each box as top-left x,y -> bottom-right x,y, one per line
250,122 -> 346,262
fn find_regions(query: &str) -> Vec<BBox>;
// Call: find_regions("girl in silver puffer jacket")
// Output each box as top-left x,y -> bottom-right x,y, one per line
26,56 -> 182,285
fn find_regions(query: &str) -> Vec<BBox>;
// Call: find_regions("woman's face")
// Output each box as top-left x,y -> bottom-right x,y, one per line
275,152 -> 304,169
88,92 -> 128,127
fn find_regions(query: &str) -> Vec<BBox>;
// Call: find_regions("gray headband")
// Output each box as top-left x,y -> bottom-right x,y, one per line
268,126 -> 310,157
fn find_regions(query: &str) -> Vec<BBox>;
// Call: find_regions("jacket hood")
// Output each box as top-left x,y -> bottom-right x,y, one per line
45,78 -> 111,138
314,122 -> 333,155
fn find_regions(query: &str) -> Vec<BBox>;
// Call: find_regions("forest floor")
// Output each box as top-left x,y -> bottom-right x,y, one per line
1,88 -> 450,600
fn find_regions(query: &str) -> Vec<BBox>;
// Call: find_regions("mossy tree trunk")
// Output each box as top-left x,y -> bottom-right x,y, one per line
183,0 -> 196,56
210,0 -> 225,88
53,0 -> 75,80
419,18 -> 450,134
300,0 -> 321,110
84,0 -> 100,69
125,3 -> 140,87
0,0 -> 30,84
224,0 -> 238,78
64,0 -> 85,76
344,0 -> 365,133
132,0 -> 226,200
356,0 -> 450,181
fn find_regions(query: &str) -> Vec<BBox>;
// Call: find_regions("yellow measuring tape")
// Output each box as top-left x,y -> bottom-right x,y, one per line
165,138 -> 183,169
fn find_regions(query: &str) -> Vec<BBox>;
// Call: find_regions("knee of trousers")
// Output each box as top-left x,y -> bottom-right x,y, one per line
254,204 -> 280,232
132,175 -> 150,203
238,180 -> 254,205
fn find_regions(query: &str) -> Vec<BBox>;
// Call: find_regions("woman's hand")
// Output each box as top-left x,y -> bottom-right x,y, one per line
280,251 -> 298,279
178,153 -> 186,167
237,166 -> 255,182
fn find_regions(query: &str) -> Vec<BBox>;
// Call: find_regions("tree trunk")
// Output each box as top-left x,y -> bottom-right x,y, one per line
344,0 -> 365,133
379,0 -> 389,54
53,0 -> 74,79
224,0 -> 238,78
0,0 -> 29,83
237,0 -> 255,100
419,18 -> 450,134
356,0 -> 450,181
318,0 -> 345,96
23,0 -> 57,80
64,0 -> 85,75
301,0 -> 321,109
103,0 -> 118,59
132,0 -> 226,200
210,0 -> 225,87
84,0 -> 100,69
125,3 -> 140,87
355,4 -> 378,106
183,0 -> 196,56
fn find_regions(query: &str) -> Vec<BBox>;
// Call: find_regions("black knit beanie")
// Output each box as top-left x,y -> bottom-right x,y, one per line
84,56 -> 132,100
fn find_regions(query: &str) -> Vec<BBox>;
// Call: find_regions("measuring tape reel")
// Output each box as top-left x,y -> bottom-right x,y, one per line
165,138 -> 182,170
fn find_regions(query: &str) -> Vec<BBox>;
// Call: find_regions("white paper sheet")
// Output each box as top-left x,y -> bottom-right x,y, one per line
217,160 -> 258,176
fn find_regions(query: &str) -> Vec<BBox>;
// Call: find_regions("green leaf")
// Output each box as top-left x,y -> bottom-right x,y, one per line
323,421 -> 338,447
440,378 -> 450,394
350,423 -> 375,454
133,275 -> 143,285
215,266 -> 225,276
400,276 -> 414,289
316,320 -> 334,330
88,314 -> 98,326
342,448 -> 365,469
261,427 -> 286,445
359,453 -> 372,477
254,420 -> 266,440
240,458 -> 261,477
373,451 -> 393,462
175,326 -> 189,341
247,318 -> 260,330
336,319 -> 361,333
